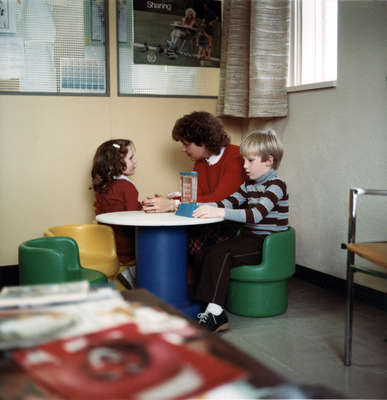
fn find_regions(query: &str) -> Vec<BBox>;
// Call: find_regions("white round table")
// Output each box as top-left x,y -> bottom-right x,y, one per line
96,211 -> 222,317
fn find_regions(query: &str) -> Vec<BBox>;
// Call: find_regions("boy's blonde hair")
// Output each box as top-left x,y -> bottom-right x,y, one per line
240,129 -> 283,170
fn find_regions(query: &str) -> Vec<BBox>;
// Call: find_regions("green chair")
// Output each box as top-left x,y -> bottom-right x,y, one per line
44,224 -> 121,281
226,227 -> 296,317
19,237 -> 107,286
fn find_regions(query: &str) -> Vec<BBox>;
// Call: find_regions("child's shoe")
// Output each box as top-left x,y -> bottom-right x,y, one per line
117,266 -> 136,290
197,310 -> 229,333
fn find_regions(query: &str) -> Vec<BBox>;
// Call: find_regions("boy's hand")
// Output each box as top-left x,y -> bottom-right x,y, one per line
193,205 -> 225,219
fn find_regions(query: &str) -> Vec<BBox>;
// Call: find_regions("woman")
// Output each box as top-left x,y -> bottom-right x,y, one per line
142,111 -> 245,256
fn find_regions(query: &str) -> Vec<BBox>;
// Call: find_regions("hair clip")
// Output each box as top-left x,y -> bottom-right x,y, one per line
112,143 -> 120,149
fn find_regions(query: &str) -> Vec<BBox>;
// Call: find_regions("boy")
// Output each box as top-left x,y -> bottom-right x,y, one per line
192,129 -> 289,332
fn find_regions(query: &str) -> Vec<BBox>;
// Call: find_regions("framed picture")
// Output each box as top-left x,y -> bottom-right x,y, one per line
132,0 -> 221,68
0,0 -> 16,34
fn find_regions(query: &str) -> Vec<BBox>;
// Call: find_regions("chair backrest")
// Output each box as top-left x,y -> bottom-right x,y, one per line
346,188 -> 387,266
261,227 -> 296,279
44,224 -> 117,256
347,188 -> 387,244
19,237 -> 82,284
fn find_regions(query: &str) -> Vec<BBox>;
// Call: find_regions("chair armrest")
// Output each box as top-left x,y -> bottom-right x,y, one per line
230,262 -> 295,282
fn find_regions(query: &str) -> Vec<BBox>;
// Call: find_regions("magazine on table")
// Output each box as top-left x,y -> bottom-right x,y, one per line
0,281 -> 91,308
13,323 -> 246,400
0,282 -> 196,351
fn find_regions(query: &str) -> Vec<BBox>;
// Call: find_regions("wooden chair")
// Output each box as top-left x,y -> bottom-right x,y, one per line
342,188 -> 387,366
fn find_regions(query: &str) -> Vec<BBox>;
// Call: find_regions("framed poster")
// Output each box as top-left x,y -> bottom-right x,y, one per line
132,0 -> 221,68
0,0 -> 16,34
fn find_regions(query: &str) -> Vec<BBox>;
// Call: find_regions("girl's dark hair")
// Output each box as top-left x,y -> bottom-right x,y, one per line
171,111 -> 230,155
91,139 -> 134,193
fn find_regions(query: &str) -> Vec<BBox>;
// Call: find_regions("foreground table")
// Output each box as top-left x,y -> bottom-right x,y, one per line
0,289 -> 340,399
0,289 -> 283,399
96,211 -> 222,317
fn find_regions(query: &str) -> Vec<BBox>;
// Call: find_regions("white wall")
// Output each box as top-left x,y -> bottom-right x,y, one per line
271,0 -> 387,292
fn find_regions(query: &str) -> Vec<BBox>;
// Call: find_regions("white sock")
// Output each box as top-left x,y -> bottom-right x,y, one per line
206,303 -> 223,316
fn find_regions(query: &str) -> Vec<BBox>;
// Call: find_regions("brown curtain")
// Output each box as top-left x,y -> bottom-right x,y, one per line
217,0 -> 290,118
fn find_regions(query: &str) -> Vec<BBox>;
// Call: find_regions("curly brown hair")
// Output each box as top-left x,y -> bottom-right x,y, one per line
91,139 -> 134,193
171,111 -> 230,155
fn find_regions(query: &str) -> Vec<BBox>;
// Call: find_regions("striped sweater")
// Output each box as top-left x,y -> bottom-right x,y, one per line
211,168 -> 288,236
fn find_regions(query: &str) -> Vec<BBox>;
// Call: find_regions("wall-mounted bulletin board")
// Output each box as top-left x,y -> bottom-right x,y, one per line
0,0 -> 109,95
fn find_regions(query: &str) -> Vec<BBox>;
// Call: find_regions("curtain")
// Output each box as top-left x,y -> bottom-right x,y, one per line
217,0 -> 290,118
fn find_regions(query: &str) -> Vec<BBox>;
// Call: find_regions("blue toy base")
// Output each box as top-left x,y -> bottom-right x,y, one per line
176,202 -> 198,218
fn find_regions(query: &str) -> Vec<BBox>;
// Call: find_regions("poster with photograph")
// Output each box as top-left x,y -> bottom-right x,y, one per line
133,0 -> 221,68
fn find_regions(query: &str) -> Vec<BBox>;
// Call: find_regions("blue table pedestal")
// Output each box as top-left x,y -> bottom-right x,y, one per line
136,226 -> 200,319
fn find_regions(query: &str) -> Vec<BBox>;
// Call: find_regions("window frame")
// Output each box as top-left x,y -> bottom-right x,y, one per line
287,0 -> 338,93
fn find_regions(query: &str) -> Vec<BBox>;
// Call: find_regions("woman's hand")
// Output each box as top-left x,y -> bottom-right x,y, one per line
193,205 -> 225,219
142,194 -> 174,213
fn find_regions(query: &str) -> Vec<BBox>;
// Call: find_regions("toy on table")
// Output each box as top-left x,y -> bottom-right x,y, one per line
175,172 -> 198,218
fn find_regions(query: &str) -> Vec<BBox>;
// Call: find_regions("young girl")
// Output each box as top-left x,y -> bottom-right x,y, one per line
91,139 -> 141,264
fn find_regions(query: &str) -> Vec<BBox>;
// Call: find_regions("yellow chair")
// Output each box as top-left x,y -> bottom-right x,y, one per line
44,224 -> 120,281
342,188 -> 387,366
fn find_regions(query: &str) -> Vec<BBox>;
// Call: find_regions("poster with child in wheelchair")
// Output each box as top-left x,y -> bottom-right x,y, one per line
132,0 -> 221,68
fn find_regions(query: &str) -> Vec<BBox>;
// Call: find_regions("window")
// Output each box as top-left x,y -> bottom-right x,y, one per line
287,0 -> 337,90
0,0 -> 109,95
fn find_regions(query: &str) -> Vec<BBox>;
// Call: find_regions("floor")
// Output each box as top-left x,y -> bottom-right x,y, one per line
222,278 -> 387,399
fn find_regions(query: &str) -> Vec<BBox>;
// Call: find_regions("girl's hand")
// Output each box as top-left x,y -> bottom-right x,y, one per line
142,195 -> 174,213
193,205 -> 225,219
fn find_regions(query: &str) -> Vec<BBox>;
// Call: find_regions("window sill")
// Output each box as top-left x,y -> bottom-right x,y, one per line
287,80 -> 337,93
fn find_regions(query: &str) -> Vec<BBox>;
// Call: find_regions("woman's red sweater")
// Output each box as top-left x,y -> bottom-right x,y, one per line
194,144 -> 245,203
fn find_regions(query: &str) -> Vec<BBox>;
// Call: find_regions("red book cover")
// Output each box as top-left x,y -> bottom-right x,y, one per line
13,323 -> 246,399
